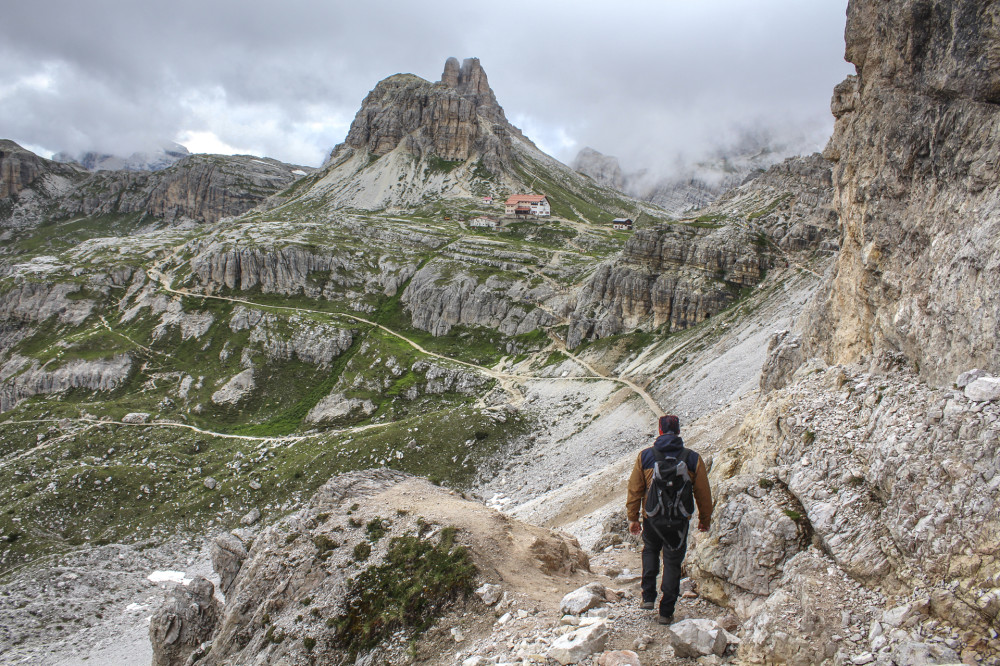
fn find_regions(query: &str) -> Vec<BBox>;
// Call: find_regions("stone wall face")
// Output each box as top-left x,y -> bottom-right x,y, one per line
806,0 -> 1000,385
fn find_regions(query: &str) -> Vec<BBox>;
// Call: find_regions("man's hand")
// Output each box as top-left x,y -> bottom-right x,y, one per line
697,522 -> 710,533
629,521 -> 642,535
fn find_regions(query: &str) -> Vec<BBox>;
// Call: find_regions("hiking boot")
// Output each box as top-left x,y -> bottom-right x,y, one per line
640,600 -> 655,610
657,614 -> 674,625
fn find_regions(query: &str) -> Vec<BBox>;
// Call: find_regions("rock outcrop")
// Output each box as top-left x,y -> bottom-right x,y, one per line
403,262 -> 559,337
572,147 -> 625,191
693,361 -> 1000,649
60,154 -> 308,225
0,140 -> 79,199
189,470 -> 591,665
149,576 -> 221,666
0,355 -> 132,412
1,142 -> 309,227
331,57 -> 512,175
566,154 -> 837,347
806,0 -> 1000,385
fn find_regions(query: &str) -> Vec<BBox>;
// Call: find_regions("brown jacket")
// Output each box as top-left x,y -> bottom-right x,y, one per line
626,437 -> 713,527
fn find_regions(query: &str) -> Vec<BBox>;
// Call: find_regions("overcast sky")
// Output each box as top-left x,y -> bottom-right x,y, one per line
0,0 -> 852,175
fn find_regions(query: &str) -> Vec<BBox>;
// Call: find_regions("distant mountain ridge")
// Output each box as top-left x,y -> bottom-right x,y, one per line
573,133 -> 820,217
53,141 -> 190,172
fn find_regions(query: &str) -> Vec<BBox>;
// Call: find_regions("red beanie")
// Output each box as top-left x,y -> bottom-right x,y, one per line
659,415 -> 680,434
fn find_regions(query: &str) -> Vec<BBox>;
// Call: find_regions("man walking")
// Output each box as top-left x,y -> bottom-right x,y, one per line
626,414 -> 713,624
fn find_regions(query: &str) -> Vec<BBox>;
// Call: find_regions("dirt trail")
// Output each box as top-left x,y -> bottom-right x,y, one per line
145,267 -> 664,418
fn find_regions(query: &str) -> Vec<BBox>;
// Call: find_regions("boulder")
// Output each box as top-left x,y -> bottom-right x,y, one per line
475,583 -> 502,606
890,641 -> 960,665
560,582 -> 607,615
210,534 -> 247,597
964,377 -> 1000,402
664,619 -> 729,658
881,599 -> 929,628
149,576 -> 220,666
240,508 -> 260,526
956,369 -> 987,388
596,650 -> 641,666
122,412 -> 151,424
548,620 -> 609,665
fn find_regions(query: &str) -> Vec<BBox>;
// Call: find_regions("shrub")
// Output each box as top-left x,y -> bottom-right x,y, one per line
330,528 -> 475,658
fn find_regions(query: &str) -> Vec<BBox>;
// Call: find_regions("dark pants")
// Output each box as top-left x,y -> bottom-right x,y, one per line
641,518 -> 688,617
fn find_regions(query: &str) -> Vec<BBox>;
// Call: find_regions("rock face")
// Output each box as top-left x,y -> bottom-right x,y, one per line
60,154 -> 308,225
805,0 -> 1000,385
572,147 -> 625,190
0,140 -> 79,199
566,154 -> 837,347
0,355 -> 132,412
332,57 -> 511,175
1,142 -> 309,227
149,576 -> 220,666
693,361 -> 1000,638
229,306 -> 353,367
403,262 -> 559,337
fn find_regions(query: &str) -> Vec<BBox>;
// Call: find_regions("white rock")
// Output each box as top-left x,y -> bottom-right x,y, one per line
560,582 -> 607,615
548,621 -> 609,665
203,477 -> 217,490
665,619 -> 728,657
964,377 -> 1000,402
240,508 -> 260,525
476,583 -> 502,605
451,627 -> 465,642
881,600 -> 927,628
956,369 -> 987,388
122,412 -> 150,424
851,652 -> 874,665
497,612 -> 511,625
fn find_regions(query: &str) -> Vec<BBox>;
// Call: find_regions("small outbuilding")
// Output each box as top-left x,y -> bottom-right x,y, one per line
469,216 -> 499,229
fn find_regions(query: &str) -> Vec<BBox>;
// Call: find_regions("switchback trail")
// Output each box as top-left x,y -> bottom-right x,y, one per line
144,267 -> 664,418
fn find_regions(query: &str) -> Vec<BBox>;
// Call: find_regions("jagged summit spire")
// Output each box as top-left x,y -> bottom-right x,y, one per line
440,57 -> 492,96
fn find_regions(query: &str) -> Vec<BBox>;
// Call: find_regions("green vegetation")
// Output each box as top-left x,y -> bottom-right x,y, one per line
331,528 -> 475,657
783,509 -> 802,521
426,156 -> 464,174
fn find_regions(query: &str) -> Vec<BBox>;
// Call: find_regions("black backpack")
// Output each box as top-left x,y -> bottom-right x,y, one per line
644,448 -> 696,551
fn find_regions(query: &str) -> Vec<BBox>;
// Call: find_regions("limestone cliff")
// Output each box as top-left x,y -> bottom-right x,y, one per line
61,154 -> 309,225
567,154 -> 838,347
0,143 -> 310,227
806,0 -> 1000,385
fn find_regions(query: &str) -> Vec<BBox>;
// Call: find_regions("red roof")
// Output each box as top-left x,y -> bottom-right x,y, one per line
505,194 -> 547,205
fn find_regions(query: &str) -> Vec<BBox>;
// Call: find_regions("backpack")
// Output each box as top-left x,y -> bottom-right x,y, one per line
644,448 -> 696,551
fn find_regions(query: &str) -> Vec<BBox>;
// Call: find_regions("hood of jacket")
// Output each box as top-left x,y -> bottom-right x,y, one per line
652,432 -> 685,455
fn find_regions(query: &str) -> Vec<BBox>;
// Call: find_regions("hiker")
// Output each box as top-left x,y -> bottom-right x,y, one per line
626,414 -> 713,625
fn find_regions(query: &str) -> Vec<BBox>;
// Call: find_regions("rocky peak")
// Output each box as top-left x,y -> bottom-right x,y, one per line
441,56 -> 494,97
572,147 -> 625,190
335,57 -> 511,173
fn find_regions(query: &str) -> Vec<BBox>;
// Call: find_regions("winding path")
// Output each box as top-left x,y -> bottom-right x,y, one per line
145,267 -> 665,414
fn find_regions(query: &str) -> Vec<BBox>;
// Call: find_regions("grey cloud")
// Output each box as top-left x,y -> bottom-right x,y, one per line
0,0 -> 852,172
